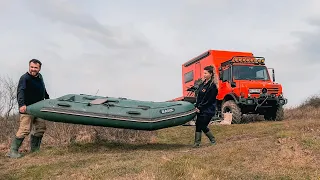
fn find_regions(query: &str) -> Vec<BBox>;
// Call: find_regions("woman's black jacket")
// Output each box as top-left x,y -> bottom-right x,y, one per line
195,79 -> 218,117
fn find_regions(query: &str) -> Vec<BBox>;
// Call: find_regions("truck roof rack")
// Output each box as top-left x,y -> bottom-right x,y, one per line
221,56 -> 265,66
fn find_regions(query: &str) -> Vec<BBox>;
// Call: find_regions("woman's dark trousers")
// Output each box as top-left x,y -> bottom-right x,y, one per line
193,115 -> 216,147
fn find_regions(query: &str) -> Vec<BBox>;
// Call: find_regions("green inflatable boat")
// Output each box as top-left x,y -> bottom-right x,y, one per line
26,94 -> 197,131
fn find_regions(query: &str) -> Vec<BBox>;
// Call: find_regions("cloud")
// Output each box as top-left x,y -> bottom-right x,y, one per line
19,0 -> 182,101
1,0 -> 320,107
257,17 -> 320,106
0,0 -> 11,12
165,1 -> 320,107
25,0 -> 149,50
292,32 -> 320,60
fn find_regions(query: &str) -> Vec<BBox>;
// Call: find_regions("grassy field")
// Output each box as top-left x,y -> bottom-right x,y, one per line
1,117 -> 319,180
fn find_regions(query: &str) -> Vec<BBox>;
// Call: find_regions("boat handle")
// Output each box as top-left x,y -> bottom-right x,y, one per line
57,103 -> 71,107
107,100 -> 119,103
137,105 -> 150,110
127,111 -> 141,115
83,97 -> 96,100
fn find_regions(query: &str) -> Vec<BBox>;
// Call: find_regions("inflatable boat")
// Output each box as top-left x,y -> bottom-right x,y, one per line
26,94 -> 197,130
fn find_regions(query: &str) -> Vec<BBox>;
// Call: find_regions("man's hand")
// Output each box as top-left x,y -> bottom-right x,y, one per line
195,108 -> 200,113
19,105 -> 26,113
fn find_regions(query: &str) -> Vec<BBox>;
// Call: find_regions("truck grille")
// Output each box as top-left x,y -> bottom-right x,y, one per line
267,88 -> 278,95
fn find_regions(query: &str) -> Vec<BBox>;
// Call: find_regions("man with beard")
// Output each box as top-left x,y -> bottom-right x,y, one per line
7,59 -> 50,158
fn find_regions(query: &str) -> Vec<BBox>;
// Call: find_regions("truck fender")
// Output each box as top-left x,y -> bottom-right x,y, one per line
222,93 -> 239,104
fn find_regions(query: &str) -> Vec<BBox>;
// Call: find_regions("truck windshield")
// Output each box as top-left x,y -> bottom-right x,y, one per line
233,65 -> 270,80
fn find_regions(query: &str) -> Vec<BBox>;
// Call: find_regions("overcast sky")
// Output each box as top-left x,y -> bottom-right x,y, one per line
1,0 -> 319,107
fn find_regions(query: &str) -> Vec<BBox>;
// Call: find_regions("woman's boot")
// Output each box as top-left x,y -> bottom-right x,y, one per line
205,131 -> 216,145
192,132 -> 202,148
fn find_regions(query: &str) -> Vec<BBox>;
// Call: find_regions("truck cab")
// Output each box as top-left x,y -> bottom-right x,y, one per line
218,56 -> 287,123
171,50 -> 288,124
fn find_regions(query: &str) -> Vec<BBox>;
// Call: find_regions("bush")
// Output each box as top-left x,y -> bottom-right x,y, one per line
0,114 -> 157,152
284,94 -> 320,120
299,94 -> 320,108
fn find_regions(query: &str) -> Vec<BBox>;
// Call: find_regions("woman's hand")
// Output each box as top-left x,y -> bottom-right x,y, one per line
195,108 -> 200,113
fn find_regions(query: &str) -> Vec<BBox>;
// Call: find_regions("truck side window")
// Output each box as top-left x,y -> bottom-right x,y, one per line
184,71 -> 194,83
256,69 -> 268,80
222,68 -> 230,82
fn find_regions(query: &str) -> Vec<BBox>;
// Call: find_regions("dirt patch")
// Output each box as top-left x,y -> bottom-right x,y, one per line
276,137 -> 314,166
224,134 -> 258,142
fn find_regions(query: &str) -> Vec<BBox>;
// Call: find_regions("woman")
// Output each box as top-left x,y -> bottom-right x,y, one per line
193,65 -> 218,148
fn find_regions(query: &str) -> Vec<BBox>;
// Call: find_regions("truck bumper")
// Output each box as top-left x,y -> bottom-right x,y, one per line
238,94 -> 288,107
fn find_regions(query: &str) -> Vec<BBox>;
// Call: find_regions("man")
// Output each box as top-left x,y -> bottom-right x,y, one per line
7,59 -> 50,158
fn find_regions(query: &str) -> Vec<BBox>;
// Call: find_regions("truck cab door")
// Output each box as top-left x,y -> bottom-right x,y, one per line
220,67 -> 232,94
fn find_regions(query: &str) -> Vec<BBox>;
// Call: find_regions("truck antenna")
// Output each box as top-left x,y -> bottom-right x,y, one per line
95,89 -> 99,95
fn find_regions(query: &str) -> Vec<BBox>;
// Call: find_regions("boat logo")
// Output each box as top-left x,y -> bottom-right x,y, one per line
160,108 -> 175,114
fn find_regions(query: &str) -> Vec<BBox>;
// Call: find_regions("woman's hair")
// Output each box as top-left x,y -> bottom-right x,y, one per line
204,65 -> 213,74
204,65 -> 219,88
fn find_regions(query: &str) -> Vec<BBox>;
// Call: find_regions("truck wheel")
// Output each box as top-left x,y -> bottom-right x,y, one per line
222,100 -> 242,124
264,106 -> 284,121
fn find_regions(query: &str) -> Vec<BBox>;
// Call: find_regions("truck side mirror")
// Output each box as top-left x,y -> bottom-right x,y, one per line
268,68 -> 276,82
231,82 -> 236,88
272,69 -> 276,82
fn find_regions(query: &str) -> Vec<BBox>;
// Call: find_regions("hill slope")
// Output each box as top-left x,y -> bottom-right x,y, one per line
1,117 -> 319,180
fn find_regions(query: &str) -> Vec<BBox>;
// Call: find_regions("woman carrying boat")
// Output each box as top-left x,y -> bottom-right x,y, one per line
193,65 -> 218,148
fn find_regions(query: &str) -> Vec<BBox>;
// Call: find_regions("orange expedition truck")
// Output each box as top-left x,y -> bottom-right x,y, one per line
170,49 -> 288,124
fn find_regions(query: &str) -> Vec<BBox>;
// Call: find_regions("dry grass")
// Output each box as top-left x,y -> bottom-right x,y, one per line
1,116 -> 320,179
0,115 -> 156,153
285,94 -> 320,120
299,94 -> 320,109
0,95 -> 320,179
285,106 -> 320,120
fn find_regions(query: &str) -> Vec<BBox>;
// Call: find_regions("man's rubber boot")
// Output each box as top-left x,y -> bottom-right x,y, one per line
6,137 -> 24,158
205,131 -> 216,145
30,135 -> 43,152
192,132 -> 202,148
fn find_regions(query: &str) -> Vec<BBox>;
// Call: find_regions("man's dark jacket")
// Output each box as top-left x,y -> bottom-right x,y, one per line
17,72 -> 50,108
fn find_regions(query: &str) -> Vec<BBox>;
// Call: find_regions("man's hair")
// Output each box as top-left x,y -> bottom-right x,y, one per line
29,59 -> 42,67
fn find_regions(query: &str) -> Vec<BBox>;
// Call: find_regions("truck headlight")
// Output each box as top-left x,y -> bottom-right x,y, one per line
279,99 -> 286,105
247,99 -> 254,104
279,92 -> 284,98
249,89 -> 261,94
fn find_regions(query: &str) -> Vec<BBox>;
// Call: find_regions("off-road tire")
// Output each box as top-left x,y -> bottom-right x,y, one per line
221,100 -> 242,124
264,106 -> 284,121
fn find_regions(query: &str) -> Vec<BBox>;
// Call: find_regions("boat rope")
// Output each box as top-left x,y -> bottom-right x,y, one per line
57,99 -> 183,110
40,107 -> 197,123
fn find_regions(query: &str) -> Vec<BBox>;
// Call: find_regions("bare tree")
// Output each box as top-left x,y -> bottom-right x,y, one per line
0,75 -> 18,119
0,76 -> 5,117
